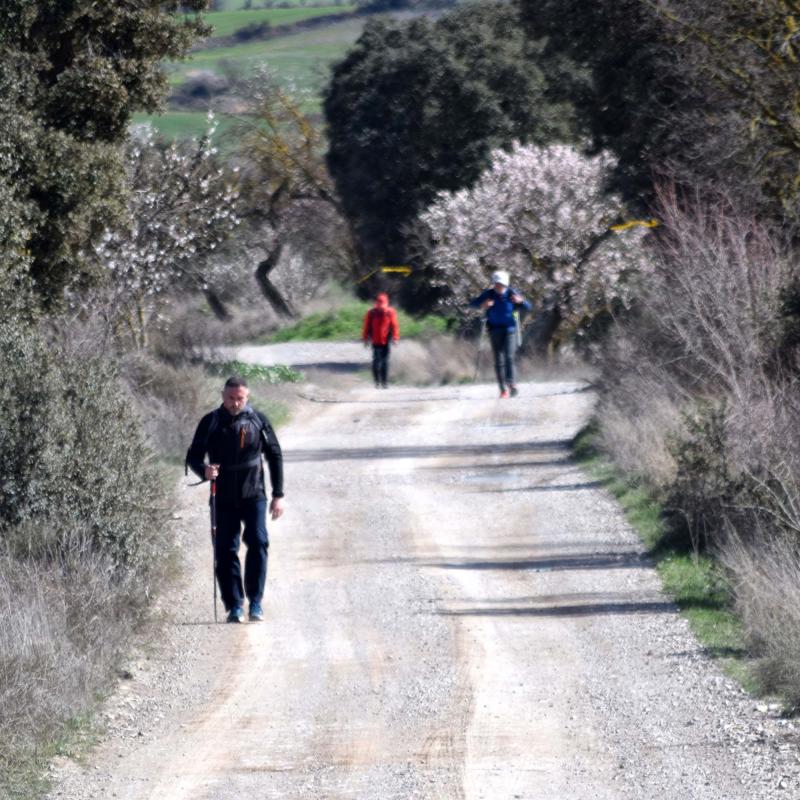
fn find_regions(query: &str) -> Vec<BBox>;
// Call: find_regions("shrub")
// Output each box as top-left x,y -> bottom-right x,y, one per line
0,322 -> 167,572
210,360 -> 304,384
0,532 -> 141,763
234,21 -> 271,41
721,532 -> 800,707
596,192 -> 796,548
0,313 -> 173,789
121,351 -> 220,463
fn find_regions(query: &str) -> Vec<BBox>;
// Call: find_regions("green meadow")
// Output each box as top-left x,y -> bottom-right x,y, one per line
212,0 -> 338,8
131,111 -> 240,140
168,16 -> 366,87
203,5 -> 355,37
140,8 -> 423,139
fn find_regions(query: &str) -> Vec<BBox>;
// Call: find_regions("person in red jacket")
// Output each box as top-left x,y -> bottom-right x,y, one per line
362,292 -> 400,388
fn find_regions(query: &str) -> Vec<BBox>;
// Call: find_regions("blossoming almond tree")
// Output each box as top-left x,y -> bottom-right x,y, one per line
82,121 -> 241,350
420,142 -> 651,352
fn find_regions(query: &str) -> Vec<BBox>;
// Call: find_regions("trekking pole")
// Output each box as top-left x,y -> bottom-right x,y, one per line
210,478 -> 218,623
473,319 -> 485,381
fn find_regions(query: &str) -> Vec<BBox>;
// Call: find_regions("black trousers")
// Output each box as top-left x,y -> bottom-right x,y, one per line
214,498 -> 269,611
372,343 -> 391,386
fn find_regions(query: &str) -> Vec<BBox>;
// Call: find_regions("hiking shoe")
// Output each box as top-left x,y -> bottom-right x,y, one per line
509,386 -> 519,397
499,389 -> 510,399
226,606 -> 244,624
249,602 -> 264,622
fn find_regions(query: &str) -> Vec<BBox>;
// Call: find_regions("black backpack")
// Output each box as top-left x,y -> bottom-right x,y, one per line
185,406 -> 267,482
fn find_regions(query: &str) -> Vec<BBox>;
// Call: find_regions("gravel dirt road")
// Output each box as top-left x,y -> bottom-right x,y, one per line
47,345 -> 800,799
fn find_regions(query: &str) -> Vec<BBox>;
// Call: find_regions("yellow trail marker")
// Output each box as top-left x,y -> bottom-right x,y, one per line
356,266 -> 413,284
610,218 -> 660,232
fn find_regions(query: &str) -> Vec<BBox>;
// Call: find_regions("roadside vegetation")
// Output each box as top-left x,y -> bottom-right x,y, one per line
4,0 -> 800,795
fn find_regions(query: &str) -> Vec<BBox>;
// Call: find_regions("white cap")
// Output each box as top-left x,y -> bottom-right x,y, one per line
491,270 -> 509,286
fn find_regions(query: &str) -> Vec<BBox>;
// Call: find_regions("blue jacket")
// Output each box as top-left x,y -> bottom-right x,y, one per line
469,287 -> 531,329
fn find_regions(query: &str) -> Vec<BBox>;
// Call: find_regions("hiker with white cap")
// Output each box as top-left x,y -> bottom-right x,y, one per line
469,271 -> 531,398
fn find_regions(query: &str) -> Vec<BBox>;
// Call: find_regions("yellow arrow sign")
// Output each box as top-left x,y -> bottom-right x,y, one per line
356,266 -> 413,284
610,218 -> 660,232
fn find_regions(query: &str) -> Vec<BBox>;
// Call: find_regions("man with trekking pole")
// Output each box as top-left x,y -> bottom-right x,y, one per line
186,376 -> 284,623
469,270 -> 531,398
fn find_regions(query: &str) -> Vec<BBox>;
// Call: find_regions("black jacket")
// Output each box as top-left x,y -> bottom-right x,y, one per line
187,405 -> 284,505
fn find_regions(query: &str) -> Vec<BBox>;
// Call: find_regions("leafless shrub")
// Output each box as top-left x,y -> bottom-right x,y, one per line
149,296 -> 281,362
644,186 -> 788,399
597,189 -> 800,540
120,352 -> 219,462
720,529 -> 800,706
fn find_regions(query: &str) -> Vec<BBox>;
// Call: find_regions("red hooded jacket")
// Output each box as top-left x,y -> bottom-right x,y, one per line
362,293 -> 400,346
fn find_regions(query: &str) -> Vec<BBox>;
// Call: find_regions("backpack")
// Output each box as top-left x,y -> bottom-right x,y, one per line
185,405 -> 267,482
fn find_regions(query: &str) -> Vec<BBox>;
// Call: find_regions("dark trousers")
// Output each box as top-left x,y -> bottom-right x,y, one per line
214,498 -> 269,611
372,343 -> 391,386
489,327 -> 516,390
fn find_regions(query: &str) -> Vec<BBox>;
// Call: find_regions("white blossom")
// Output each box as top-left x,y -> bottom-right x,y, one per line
78,125 -> 241,347
420,142 -> 652,344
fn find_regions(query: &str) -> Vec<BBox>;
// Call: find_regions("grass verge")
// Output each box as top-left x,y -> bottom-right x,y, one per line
267,301 -> 449,342
572,423 -> 755,691
209,359 -> 304,384
1,711 -> 101,800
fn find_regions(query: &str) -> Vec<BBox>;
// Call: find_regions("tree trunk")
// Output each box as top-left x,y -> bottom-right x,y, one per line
522,299 -> 562,358
204,289 -> 231,321
255,242 -> 298,318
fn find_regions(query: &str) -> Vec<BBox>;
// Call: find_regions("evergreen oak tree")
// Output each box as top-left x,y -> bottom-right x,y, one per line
0,1 -> 210,307
323,3 -> 583,286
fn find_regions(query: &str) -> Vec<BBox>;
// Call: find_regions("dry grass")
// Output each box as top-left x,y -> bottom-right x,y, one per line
721,531 -> 800,706
390,335 -> 480,385
597,389 -> 682,489
121,352 -> 220,462
0,529 -> 149,791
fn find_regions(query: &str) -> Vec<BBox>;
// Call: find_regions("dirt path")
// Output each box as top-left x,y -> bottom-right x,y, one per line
47,370 -> 800,799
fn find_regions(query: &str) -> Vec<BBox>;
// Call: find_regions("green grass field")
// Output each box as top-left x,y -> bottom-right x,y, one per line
214,0 -> 341,8
131,110 -> 240,140
204,5 -> 354,37
136,9 -> 420,140
169,16 -> 365,87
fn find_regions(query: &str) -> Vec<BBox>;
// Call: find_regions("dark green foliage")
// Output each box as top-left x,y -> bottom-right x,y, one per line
776,276 -> 800,365
324,3 -> 581,270
518,0 -> 800,222
0,316 -> 167,573
0,2 -> 210,306
518,0 -> 686,208
666,403 -> 738,552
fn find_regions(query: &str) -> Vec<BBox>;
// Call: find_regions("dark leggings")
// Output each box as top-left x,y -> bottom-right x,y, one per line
489,327 -> 516,390
372,344 -> 391,386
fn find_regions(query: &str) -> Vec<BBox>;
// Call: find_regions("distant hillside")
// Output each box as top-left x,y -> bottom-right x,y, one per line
139,5 -> 447,140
